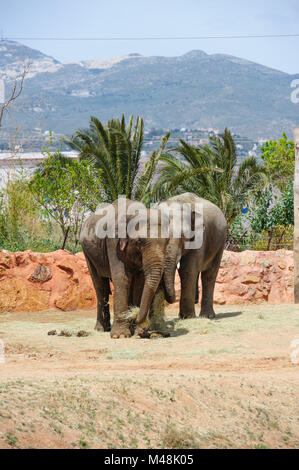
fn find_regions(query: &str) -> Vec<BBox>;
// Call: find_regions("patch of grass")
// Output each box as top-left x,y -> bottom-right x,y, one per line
254,444 -> 268,449
202,432 -> 233,447
105,351 -> 146,361
50,423 -> 62,434
178,345 -> 245,357
162,423 -> 199,449
6,433 -> 18,447
78,437 -> 89,449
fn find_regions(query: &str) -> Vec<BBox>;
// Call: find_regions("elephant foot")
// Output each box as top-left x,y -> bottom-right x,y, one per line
179,311 -> 196,320
200,309 -> 216,320
111,322 -> 132,339
94,321 -> 111,332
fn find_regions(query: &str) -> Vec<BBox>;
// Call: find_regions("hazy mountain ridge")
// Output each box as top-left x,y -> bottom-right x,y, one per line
0,40 -> 298,138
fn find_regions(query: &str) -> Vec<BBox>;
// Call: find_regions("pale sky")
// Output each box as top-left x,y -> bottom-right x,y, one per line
1,0 -> 299,74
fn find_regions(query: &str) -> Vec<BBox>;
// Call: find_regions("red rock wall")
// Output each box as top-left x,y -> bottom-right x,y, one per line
0,250 -> 96,313
190,250 -> 294,305
0,249 -> 294,313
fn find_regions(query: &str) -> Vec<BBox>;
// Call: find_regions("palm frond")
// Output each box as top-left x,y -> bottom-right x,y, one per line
66,115 -> 165,203
134,132 -> 170,202
153,128 -> 266,225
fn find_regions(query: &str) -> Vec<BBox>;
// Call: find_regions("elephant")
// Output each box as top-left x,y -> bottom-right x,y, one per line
157,193 -> 227,321
80,198 -> 178,338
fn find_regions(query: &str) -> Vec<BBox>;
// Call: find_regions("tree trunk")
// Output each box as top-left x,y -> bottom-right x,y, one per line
294,127 -> 299,303
62,226 -> 70,251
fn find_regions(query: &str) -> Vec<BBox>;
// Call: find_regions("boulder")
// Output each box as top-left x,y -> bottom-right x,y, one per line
0,278 -> 50,312
29,264 -> 52,283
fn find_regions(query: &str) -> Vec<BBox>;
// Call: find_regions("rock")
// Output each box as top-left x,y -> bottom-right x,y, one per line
77,330 -> 90,337
29,264 -> 52,283
231,270 -> 240,280
214,295 -> 226,305
58,329 -> 72,337
248,288 -> 257,298
15,252 -> 31,267
0,250 -> 14,269
286,276 -> 294,288
0,266 -> 7,276
258,259 -> 273,268
0,279 -> 50,312
241,275 -> 260,284
278,262 -> 287,270
48,330 -> 57,336
216,270 -> 228,284
240,252 -> 256,266
54,282 -> 95,311
220,253 -> 233,267
57,263 -> 74,276
29,252 -> 49,264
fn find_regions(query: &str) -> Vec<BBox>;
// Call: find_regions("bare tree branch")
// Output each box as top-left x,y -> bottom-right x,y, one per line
0,66 -> 29,129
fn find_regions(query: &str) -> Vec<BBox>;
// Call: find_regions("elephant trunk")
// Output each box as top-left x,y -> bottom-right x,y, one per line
163,240 -> 179,304
136,245 -> 164,325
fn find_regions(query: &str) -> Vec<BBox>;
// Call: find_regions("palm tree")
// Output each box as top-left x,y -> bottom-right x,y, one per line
67,115 -> 169,204
154,128 -> 267,227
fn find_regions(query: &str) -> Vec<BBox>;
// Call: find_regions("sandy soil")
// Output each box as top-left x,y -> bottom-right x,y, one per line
0,304 -> 298,449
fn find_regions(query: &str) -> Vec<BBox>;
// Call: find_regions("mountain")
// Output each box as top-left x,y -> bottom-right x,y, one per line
0,40 -> 61,79
0,40 -> 298,139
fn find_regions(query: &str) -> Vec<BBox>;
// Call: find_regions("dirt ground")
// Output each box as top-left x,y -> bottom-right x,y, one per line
0,303 -> 298,449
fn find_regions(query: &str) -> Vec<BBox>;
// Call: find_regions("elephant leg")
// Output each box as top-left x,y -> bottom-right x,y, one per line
132,272 -> 145,307
85,256 -> 111,332
132,274 -> 166,335
148,284 -> 166,331
110,273 -> 133,338
200,248 -> 224,320
107,242 -> 133,339
194,272 -> 200,304
102,278 -> 111,329
178,256 -> 198,319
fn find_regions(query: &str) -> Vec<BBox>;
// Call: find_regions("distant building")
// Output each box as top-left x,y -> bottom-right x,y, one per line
0,151 -> 79,187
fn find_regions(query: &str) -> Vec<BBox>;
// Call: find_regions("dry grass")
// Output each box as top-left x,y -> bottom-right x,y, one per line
0,304 -> 298,449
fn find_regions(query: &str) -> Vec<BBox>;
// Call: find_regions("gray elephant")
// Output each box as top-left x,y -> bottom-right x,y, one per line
157,193 -> 227,321
80,199 -> 177,338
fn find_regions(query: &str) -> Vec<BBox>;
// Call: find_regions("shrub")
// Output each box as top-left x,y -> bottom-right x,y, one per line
252,225 -> 294,251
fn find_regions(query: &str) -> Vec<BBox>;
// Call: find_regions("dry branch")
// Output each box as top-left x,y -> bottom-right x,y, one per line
0,66 -> 28,128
